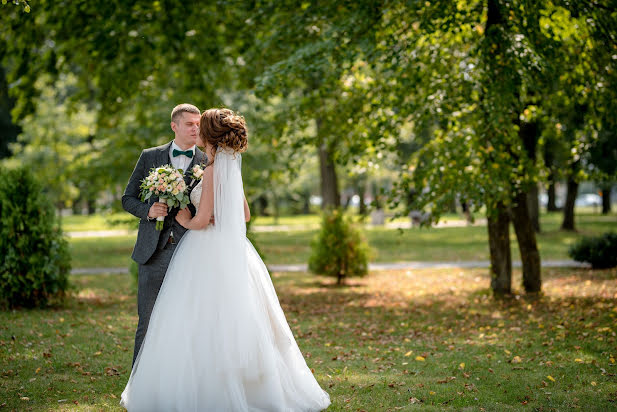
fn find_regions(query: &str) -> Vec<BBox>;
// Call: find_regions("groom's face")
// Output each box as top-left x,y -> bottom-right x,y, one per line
171,112 -> 200,148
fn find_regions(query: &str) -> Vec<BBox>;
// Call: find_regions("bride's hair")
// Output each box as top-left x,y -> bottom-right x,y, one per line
199,108 -> 248,154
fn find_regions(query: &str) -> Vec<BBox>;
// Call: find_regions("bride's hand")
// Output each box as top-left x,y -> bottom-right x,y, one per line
175,208 -> 192,227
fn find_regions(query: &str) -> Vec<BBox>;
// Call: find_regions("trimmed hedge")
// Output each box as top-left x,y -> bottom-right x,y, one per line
0,167 -> 71,308
568,232 -> 617,269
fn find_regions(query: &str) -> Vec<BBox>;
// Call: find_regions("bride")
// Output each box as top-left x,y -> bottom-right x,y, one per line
120,108 -> 331,411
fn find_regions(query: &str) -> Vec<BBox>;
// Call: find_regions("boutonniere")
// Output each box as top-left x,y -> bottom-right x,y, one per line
188,164 -> 204,187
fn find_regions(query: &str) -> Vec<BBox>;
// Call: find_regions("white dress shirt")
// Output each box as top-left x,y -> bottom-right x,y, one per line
169,141 -> 195,173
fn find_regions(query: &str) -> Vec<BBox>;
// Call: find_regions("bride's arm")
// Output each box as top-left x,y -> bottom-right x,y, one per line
244,196 -> 250,222
176,166 -> 214,230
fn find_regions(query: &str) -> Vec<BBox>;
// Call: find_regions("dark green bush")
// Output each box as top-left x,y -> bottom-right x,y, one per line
0,167 -> 71,308
568,232 -> 617,269
308,208 -> 370,285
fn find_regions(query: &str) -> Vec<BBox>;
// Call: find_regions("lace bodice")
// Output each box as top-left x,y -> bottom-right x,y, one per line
190,180 -> 203,210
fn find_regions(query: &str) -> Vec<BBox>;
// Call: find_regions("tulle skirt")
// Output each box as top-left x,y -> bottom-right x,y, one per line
120,228 -> 331,411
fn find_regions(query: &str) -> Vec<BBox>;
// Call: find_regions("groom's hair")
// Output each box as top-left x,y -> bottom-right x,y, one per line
171,104 -> 200,123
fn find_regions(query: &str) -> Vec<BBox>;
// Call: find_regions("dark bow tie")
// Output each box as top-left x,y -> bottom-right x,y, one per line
172,149 -> 193,158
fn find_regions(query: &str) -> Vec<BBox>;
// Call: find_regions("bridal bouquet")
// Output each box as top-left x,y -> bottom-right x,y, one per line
188,164 -> 204,186
140,165 -> 190,230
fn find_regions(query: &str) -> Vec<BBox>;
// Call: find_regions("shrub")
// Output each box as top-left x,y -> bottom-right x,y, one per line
308,208 -> 370,285
0,167 -> 71,308
568,232 -> 617,269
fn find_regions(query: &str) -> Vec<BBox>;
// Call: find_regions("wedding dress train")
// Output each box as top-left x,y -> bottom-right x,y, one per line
121,149 -> 330,411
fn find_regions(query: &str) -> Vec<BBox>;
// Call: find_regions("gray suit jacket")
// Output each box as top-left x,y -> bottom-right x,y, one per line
122,142 -> 206,265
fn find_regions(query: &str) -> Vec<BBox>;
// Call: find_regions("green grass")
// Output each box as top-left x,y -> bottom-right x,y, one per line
59,207 -> 610,232
253,212 -> 617,264
69,236 -> 136,269
60,213 -> 134,232
1,268 -> 616,410
67,212 -> 617,268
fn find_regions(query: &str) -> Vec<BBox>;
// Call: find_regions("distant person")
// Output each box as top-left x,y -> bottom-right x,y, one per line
121,108 -> 330,411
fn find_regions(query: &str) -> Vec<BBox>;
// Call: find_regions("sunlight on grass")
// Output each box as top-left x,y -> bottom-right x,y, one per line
60,212 -> 134,232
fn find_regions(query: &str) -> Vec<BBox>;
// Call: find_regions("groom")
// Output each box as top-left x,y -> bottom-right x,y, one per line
122,103 -> 206,365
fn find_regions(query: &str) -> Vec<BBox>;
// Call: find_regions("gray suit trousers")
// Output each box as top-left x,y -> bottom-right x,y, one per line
132,243 -> 177,366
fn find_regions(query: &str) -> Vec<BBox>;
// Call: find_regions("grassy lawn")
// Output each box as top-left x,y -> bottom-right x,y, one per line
60,213 -> 135,232
67,212 -> 617,268
68,236 -> 136,269
60,211 -> 465,232
1,267 -> 616,410
59,208 -> 607,232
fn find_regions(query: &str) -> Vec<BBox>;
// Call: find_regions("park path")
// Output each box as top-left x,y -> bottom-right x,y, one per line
71,259 -> 588,275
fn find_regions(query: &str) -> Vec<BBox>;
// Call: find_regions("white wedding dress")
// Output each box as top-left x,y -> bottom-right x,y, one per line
121,149 -> 330,411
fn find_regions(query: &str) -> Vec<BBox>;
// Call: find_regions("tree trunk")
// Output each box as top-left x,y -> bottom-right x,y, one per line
272,191 -> 279,225
302,190 -> 310,214
358,183 -> 367,216
526,184 -> 540,232
461,200 -> 473,224
72,201 -> 81,215
87,198 -> 96,215
316,119 -> 340,209
561,171 -> 578,231
511,192 -> 542,293
488,202 -> 512,296
519,120 -> 540,232
449,196 -> 457,214
601,185 -> 612,215
547,178 -> 558,211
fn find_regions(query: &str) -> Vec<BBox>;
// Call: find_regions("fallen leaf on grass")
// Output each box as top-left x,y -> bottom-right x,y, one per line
104,367 -> 120,376
437,376 -> 456,384
547,375 -> 555,382
416,356 -> 425,361
404,351 -> 413,357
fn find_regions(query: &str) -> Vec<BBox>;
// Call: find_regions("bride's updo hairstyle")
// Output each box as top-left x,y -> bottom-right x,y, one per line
199,108 -> 248,154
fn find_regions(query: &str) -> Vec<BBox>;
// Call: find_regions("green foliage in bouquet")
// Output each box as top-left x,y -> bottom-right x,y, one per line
568,232 -> 617,269
308,208 -> 370,285
0,167 -> 71,308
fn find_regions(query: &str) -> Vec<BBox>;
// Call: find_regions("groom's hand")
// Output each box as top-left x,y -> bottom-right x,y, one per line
148,202 -> 168,219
